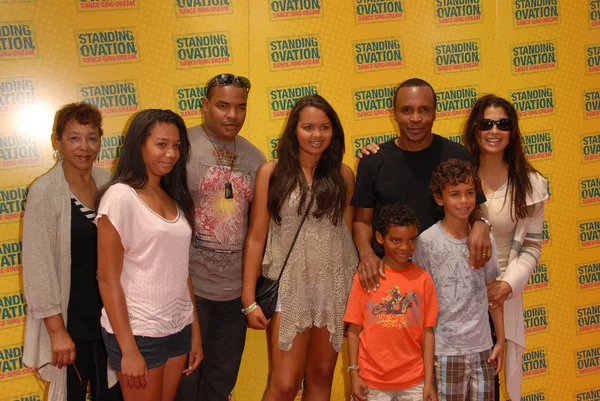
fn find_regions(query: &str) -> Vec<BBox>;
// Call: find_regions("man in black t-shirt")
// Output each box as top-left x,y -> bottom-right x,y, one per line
351,78 -> 492,291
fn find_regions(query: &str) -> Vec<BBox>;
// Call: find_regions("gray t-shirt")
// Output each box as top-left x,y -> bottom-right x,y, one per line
186,125 -> 266,301
412,221 -> 500,356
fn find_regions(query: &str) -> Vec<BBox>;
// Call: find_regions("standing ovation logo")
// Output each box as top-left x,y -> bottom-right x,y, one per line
576,303 -> 600,335
95,133 -> 125,169
0,21 -> 38,60
542,219 -> 551,246
353,37 -> 403,72
513,0 -> 560,27
175,0 -> 232,17
0,343 -> 35,382
174,31 -> 232,69
174,84 -> 207,118
354,0 -> 404,23
580,176 -> 600,207
77,79 -> 140,116
0,291 -> 26,330
522,347 -> 549,378
511,40 -> 558,74
352,84 -> 395,120
433,39 -> 481,73
268,83 -> 320,120
269,0 -> 322,21
581,132 -> 600,163
575,386 -> 600,401
436,85 -> 478,119
267,35 -> 322,71
0,239 -> 21,277
524,304 -> 549,335
0,185 -> 27,224
520,390 -> 547,401
444,133 -> 464,145
509,85 -> 555,118
524,261 -> 550,293
586,44 -> 600,74
0,77 -> 37,114
577,260 -> 600,291
579,218 -> 600,249
590,0 -> 600,28
76,0 -> 139,12
0,133 -> 42,170
75,27 -> 140,66
434,0 -> 482,25
584,89 -> 600,119
267,136 -> 280,160
522,130 -> 553,161
351,132 -> 397,159
575,345 -> 600,376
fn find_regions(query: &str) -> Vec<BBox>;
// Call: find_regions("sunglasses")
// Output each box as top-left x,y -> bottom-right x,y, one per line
477,118 -> 513,132
207,74 -> 251,92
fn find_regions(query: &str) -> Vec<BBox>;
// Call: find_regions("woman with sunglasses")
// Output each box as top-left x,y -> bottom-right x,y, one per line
463,94 -> 548,400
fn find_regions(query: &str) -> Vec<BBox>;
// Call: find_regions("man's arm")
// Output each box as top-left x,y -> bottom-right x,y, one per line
353,207 -> 385,292
467,206 -> 492,270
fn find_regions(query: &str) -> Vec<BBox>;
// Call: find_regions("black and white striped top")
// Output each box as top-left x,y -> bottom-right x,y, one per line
70,193 -> 95,220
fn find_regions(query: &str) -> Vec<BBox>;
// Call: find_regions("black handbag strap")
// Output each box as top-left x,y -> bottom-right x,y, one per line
276,194 -> 314,283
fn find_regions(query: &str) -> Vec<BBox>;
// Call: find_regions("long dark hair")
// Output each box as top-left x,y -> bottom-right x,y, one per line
268,94 -> 346,226
463,94 -> 539,220
98,109 -> 195,230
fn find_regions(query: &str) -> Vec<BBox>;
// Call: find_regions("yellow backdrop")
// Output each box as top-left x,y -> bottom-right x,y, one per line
0,1 -> 599,400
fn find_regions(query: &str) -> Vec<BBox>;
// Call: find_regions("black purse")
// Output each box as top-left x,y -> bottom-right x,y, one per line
255,196 -> 314,319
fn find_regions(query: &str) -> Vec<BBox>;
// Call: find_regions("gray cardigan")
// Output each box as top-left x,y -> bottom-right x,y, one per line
22,162 -> 113,401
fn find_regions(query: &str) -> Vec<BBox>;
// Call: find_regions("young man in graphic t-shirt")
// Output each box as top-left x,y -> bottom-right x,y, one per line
175,74 -> 266,401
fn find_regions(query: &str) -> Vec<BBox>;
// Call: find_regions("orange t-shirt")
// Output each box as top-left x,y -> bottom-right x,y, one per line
343,264 -> 438,390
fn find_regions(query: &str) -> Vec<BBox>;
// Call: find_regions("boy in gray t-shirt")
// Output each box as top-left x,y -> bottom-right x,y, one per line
412,159 -> 505,401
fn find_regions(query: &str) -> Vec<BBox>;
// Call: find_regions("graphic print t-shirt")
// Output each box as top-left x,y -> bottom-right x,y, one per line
412,221 -> 500,356
187,125 -> 266,301
343,264 -> 438,390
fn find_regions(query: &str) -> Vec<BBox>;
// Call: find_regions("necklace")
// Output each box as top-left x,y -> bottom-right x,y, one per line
203,128 -> 237,199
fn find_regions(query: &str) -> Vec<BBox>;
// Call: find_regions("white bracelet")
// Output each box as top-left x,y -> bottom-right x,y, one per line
241,302 -> 257,315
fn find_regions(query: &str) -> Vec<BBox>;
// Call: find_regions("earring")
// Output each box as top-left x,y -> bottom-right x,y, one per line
52,150 -> 62,161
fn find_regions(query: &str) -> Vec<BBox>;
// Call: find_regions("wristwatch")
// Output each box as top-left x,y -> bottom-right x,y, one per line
476,216 -> 493,232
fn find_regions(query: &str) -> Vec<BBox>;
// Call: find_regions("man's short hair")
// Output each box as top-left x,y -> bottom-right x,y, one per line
375,203 -> 420,236
429,158 -> 481,198
393,78 -> 437,110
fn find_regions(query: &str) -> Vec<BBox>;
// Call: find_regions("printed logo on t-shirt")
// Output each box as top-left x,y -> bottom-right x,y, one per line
367,286 -> 421,328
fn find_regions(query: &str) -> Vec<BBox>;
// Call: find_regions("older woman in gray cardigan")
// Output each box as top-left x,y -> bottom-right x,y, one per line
22,103 -> 120,401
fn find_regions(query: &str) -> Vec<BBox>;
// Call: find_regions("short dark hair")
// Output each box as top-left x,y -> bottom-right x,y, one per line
205,73 -> 251,99
429,158 -> 481,198
54,102 -> 103,139
375,203 -> 419,236
393,78 -> 437,110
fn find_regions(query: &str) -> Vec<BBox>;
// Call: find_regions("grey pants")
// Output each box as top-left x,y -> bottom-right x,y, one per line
174,296 -> 247,401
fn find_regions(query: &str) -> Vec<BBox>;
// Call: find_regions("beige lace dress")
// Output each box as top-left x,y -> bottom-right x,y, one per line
262,188 -> 359,352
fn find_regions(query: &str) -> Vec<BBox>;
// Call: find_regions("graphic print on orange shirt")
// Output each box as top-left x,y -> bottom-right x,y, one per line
366,286 -> 423,329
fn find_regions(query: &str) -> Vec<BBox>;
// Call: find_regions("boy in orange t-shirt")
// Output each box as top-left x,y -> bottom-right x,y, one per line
344,204 -> 439,401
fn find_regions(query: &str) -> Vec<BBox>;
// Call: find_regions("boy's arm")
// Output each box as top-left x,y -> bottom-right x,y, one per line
487,277 -> 505,375
422,327 -> 437,401
347,323 -> 369,401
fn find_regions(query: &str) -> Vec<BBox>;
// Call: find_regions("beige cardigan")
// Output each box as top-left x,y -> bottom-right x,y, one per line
22,162 -> 114,401
499,172 -> 548,400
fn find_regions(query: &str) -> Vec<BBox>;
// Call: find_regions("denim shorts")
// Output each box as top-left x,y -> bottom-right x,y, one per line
102,325 -> 191,371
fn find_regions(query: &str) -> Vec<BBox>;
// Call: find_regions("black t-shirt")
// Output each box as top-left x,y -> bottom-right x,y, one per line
351,134 -> 486,258
67,196 -> 103,341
